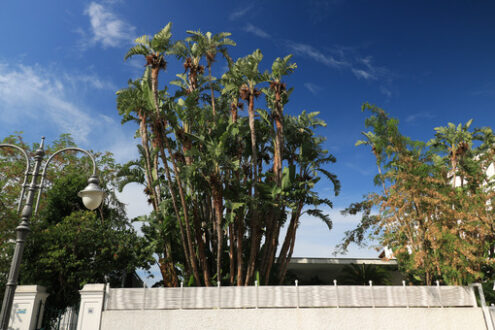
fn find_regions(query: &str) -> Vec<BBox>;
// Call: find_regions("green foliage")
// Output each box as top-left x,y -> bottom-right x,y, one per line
340,105 -> 495,285
118,23 -> 339,286
337,264 -> 391,285
0,134 -> 154,311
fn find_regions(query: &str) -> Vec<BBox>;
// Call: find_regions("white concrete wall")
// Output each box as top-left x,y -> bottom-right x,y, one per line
77,284 -> 105,330
100,307 -> 488,330
9,285 -> 48,330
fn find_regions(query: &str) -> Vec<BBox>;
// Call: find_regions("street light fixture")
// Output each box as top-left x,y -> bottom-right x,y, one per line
0,137 -> 104,330
78,176 -> 105,211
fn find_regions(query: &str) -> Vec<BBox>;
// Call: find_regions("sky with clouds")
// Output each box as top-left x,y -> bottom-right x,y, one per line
2,1 -> 495,282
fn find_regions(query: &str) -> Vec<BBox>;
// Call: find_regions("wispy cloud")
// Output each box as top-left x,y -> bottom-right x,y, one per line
286,41 -> 348,69
243,23 -> 270,39
352,68 -> 374,80
470,84 -> 495,96
405,112 -> 435,123
0,63 -> 93,142
379,86 -> 392,98
63,72 -> 116,91
0,61 -> 120,145
352,56 -> 390,81
304,82 -> 322,95
229,4 -> 253,21
81,2 -> 135,49
286,42 -> 394,97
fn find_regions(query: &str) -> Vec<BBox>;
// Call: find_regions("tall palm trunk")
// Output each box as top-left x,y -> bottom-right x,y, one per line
277,201 -> 303,283
192,199 -> 211,286
208,62 -> 216,116
210,174 -> 224,283
150,67 -> 201,285
150,135 -> 178,286
138,111 -> 160,212
273,84 -> 284,185
245,89 -> 260,285
262,83 -> 285,283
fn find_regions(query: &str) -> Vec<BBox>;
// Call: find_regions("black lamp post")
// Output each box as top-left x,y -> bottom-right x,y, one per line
0,137 -> 104,329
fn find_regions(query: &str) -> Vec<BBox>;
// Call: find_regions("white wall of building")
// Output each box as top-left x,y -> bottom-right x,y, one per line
100,307 -> 488,330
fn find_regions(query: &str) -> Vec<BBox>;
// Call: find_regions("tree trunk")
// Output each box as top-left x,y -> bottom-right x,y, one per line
236,212 -> 244,286
278,217 -> 299,284
277,202 -> 303,283
245,90 -> 260,285
193,200 -> 211,286
150,69 -> 201,285
273,84 -> 284,185
208,62 -> 216,117
210,175 -> 224,283
163,134 -> 202,285
228,222 -> 235,285
138,111 -> 159,213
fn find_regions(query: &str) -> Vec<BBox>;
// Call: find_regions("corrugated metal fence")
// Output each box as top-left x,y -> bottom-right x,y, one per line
104,283 -> 478,310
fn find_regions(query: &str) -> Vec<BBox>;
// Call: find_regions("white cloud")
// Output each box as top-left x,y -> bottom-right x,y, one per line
115,182 -> 152,220
354,56 -> 391,81
286,42 -> 393,92
243,24 -> 270,39
229,5 -> 253,21
0,60 -> 133,160
83,2 -> 135,48
286,41 -> 348,69
379,86 -> 392,98
0,63 -> 95,143
64,72 -> 116,91
304,82 -> 322,95
405,112 -> 435,123
352,68 -> 374,80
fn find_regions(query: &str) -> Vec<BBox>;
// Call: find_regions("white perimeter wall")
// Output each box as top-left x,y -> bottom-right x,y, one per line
100,307 -> 488,330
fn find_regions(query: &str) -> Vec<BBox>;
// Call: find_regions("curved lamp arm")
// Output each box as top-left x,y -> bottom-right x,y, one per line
0,144 -> 32,213
34,147 -> 99,215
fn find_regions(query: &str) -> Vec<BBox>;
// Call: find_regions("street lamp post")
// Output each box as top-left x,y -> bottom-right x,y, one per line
0,137 -> 104,330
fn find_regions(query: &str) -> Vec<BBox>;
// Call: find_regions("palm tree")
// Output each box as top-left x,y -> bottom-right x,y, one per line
116,77 -> 159,212
221,60 -> 247,285
125,25 -> 202,285
264,55 -> 296,185
277,111 -> 340,283
186,30 -> 236,117
236,50 -> 267,284
259,56 -> 296,282
428,120 -> 474,188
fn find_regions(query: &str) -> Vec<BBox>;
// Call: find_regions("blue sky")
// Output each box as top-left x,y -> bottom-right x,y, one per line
1,1 -> 495,270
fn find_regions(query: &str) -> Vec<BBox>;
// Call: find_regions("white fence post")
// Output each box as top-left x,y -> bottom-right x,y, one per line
472,283 -> 495,330
180,281 -> 184,310
255,280 -> 259,309
334,280 -> 339,308
436,280 -> 443,308
103,283 -> 110,311
142,282 -> 146,311
295,280 -> 300,309
217,281 -> 221,309
369,281 -> 375,308
9,285 -> 49,330
77,284 -> 105,330
403,281 -> 409,308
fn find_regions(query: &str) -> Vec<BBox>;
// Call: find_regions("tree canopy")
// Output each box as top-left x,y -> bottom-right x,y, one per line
117,23 -> 340,286
0,134 -> 154,311
339,104 -> 495,285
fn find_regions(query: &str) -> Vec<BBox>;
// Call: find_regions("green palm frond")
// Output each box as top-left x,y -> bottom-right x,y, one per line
124,44 -> 150,61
